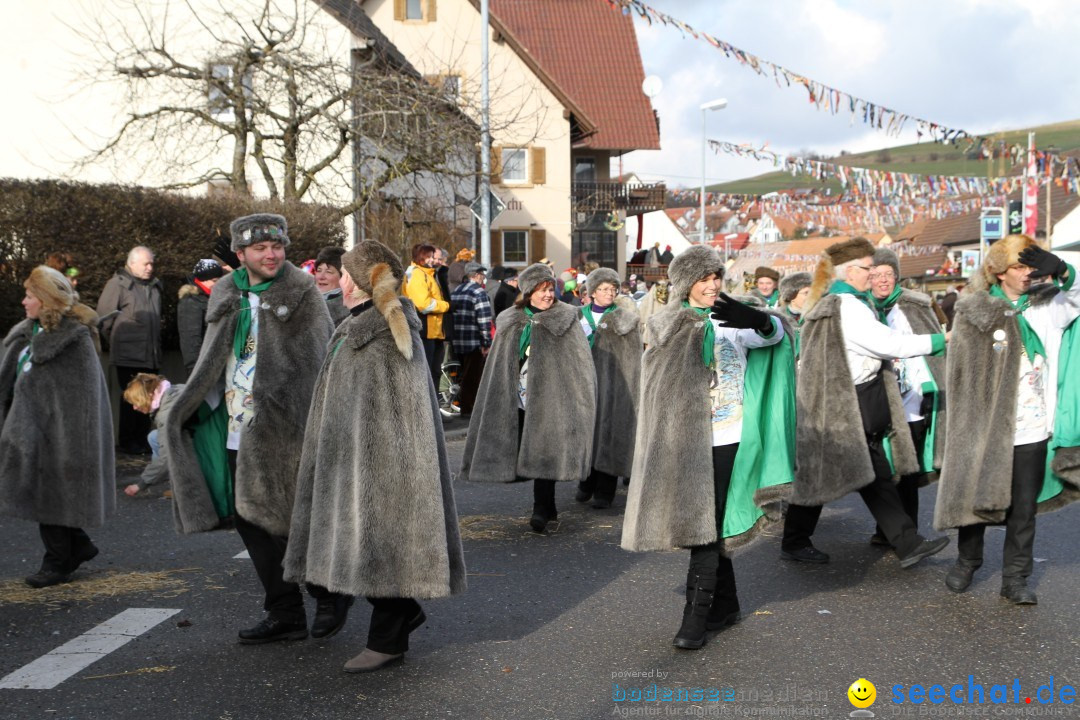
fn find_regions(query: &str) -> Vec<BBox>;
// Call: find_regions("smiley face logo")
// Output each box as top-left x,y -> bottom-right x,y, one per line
848,678 -> 876,709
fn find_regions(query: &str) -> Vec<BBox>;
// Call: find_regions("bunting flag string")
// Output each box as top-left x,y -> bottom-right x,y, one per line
708,139 -> 1080,201
605,0 -> 1072,165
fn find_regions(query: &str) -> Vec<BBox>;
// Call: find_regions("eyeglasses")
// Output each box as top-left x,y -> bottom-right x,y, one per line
868,271 -> 895,281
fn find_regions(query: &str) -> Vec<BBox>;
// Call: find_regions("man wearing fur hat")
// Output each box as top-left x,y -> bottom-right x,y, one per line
778,271 -> 812,356
284,240 -> 466,672
575,267 -> 642,509
623,246 -> 796,649
936,235 -> 1080,604
751,266 -> 781,307
165,213 -> 345,644
867,248 -> 947,543
785,237 -> 950,567
460,263 -> 596,532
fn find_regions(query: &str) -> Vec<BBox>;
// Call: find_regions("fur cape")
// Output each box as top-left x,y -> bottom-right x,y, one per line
283,299 -> 466,598
165,262 -> 333,535
587,296 -> 642,477
935,286 -> 1080,529
793,293 -> 919,505
892,289 -> 948,475
0,317 -> 115,528
460,301 -> 597,483
622,305 -> 795,553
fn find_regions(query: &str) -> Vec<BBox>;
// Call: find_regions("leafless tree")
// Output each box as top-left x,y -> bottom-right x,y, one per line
70,0 -> 546,224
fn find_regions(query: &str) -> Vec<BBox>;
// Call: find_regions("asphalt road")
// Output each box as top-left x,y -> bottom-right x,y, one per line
1,439 -> 1078,720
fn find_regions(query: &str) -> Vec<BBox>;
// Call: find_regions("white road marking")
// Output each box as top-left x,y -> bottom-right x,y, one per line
0,608 -> 180,690
233,550 -> 250,559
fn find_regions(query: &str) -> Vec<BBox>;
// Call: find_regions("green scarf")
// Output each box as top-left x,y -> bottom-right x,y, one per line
231,268 -> 278,359
766,290 -> 779,307
990,284 -> 1045,361
16,322 -> 41,372
581,304 -> 616,348
872,285 -> 903,324
828,280 -> 874,310
518,307 -> 536,361
682,301 -> 715,369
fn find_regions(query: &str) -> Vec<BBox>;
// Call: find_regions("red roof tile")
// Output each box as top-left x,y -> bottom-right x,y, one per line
490,0 -> 660,152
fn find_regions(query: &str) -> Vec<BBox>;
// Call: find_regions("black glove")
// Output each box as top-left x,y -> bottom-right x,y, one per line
213,235 -> 240,271
710,293 -> 774,334
1018,246 -> 1067,279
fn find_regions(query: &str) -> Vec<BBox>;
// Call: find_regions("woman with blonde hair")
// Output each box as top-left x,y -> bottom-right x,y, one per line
0,266 -> 115,588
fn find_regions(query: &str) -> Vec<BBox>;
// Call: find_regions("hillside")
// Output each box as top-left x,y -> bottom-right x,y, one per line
709,118 -> 1080,195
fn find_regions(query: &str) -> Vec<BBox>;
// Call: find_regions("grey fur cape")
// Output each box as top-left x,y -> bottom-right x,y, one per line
794,293 -> 919,505
283,300 -> 466,598
165,263 -> 333,535
460,301 -> 597,482
892,289 -> 947,474
935,287 -> 1080,529
588,297 -> 642,477
0,317 -> 115,528
622,305 -> 794,553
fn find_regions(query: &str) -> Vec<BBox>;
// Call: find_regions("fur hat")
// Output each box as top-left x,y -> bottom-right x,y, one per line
667,245 -> 723,302
755,266 -> 780,282
824,237 -> 875,266
24,265 -> 98,333
518,263 -> 557,296
229,213 -> 290,252
980,233 -> 1037,289
585,267 -> 621,295
464,261 -> 487,276
316,246 -> 346,272
779,271 -> 812,303
341,240 -> 411,359
871,247 -> 900,279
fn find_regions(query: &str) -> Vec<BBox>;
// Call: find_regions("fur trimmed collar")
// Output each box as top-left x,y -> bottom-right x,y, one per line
955,284 -> 1059,333
340,297 -> 421,351
802,292 -> 843,322
497,300 -> 581,336
604,296 -> 641,336
647,304 -> 708,348
3,316 -> 89,363
897,288 -> 932,308
206,262 -> 315,324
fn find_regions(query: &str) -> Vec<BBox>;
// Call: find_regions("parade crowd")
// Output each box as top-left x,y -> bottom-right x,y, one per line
2,213 -> 1079,673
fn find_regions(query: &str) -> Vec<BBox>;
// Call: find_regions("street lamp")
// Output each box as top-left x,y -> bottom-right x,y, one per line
700,98 -> 728,245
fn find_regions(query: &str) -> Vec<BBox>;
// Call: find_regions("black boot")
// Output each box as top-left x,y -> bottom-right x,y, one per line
311,595 -> 354,639
1001,579 -> 1037,605
706,593 -> 740,631
673,572 -> 716,650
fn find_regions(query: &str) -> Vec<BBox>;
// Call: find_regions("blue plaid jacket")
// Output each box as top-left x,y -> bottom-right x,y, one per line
450,280 -> 493,353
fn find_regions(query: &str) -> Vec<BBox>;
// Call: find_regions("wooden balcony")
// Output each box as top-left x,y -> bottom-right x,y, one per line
571,181 -> 666,219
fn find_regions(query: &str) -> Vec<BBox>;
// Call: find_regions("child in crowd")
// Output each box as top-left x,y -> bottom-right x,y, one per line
122,373 -> 182,497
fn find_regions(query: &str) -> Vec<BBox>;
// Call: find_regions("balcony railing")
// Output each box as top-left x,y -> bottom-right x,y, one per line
572,181 -> 666,220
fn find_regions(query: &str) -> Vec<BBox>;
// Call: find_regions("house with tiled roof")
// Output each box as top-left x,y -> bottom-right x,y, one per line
359,0 -> 663,270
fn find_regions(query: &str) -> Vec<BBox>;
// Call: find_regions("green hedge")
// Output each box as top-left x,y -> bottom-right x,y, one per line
0,179 -> 347,345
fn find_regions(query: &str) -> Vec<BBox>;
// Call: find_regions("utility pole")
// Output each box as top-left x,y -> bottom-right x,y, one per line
479,0 -> 492,266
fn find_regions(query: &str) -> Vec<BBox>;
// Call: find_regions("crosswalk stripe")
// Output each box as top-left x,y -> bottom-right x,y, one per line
0,608 -> 181,690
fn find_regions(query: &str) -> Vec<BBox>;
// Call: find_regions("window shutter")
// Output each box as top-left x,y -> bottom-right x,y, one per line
426,0 -> 437,22
394,0 -> 406,21
529,229 -> 547,264
491,145 -> 503,185
530,147 -> 546,185
492,232 -> 503,265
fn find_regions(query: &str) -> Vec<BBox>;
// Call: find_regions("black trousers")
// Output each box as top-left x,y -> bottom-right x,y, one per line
115,365 -> 155,451
687,444 -> 740,613
876,418 -> 926,536
228,451 -> 339,623
782,438 -> 922,557
579,468 -> 618,502
421,338 -> 444,389
515,409 -> 558,519
38,524 -> 94,573
957,440 -> 1046,582
457,348 -> 486,415
365,597 -> 424,654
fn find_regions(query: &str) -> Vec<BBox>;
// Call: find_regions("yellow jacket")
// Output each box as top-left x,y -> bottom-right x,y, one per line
403,263 -> 449,339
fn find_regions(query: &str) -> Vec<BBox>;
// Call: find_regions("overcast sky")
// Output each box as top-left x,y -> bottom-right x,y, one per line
621,0 -> 1080,188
